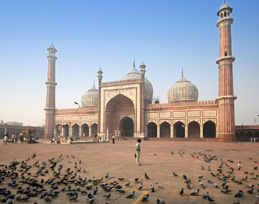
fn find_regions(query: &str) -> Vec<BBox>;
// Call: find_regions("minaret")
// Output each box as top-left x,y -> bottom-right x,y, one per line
216,3 -> 237,142
44,44 -> 57,139
139,61 -> 146,137
97,67 -> 103,136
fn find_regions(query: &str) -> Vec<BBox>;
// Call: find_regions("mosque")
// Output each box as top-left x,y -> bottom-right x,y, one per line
44,3 -> 237,142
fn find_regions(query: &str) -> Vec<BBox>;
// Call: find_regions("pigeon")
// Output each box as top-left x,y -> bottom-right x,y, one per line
234,190 -> 243,197
157,198 -> 165,204
145,172 -> 150,179
171,150 -> 174,154
190,189 -> 199,196
208,196 -> 215,203
141,194 -> 149,201
135,178 -> 139,182
6,199 -> 12,204
247,188 -> 253,194
116,189 -> 125,193
103,194 -> 111,199
138,182 -> 143,190
173,172 -> 178,177
150,184 -> 155,192
199,180 -> 206,189
126,191 -> 135,198
156,182 -> 164,190
118,178 -> 124,181
88,198 -> 94,203
203,192 -> 209,199
69,193 -> 78,201
179,188 -> 184,195
43,195 -> 52,202
93,187 -> 98,195
125,180 -> 130,186
105,173 -> 109,178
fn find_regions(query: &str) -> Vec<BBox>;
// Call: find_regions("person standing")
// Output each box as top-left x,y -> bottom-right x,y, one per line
112,135 -> 115,144
136,139 -> 141,166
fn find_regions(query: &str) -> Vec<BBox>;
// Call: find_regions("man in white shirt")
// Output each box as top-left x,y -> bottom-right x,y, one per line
136,139 -> 141,166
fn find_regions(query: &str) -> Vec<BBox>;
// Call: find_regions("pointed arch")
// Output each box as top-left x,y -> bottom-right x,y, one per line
72,124 -> 79,138
188,121 -> 200,138
81,123 -> 89,136
106,94 -> 135,136
174,121 -> 185,138
203,121 -> 216,138
120,117 -> 134,137
91,123 -> 98,137
147,122 -> 157,137
160,122 -> 170,138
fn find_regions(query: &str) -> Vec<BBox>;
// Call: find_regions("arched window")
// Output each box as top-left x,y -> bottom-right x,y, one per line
225,51 -> 228,56
224,11 -> 227,17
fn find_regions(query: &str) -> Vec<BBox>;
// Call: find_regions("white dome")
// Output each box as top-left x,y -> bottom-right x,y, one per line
81,83 -> 98,107
168,73 -> 198,103
122,63 -> 153,102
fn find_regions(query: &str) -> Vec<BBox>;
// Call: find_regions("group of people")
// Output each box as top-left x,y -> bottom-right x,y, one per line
96,135 -> 105,142
3,133 -> 21,144
250,137 -> 258,142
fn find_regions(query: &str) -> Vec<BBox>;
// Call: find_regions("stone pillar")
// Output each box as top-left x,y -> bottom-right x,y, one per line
69,125 -> 72,138
170,125 -> 174,138
185,125 -> 188,138
216,3 -> 237,142
157,126 -> 160,138
44,44 -> 57,140
200,125 -> 203,138
62,126 -> 65,137
79,126 -> 81,137
89,128 -> 92,137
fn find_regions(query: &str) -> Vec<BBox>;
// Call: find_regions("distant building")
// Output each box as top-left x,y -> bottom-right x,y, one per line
44,3 -> 239,142
7,121 -> 23,126
0,124 -> 44,139
0,120 -> 3,124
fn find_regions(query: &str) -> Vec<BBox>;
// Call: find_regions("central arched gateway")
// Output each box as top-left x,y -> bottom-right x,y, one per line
106,94 -> 135,137
120,117 -> 134,137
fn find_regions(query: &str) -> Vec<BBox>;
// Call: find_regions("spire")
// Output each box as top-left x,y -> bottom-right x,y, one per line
133,58 -> 136,68
93,80 -> 95,88
182,68 -> 184,77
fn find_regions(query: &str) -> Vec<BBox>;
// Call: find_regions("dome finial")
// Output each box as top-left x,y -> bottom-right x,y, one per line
133,58 -> 136,68
93,80 -> 95,88
182,68 -> 184,77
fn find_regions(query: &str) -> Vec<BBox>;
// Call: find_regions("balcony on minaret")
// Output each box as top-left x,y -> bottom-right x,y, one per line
217,4 -> 233,18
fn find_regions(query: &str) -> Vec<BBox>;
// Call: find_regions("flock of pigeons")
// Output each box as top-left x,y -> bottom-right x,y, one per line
170,150 -> 259,204
0,149 -> 258,204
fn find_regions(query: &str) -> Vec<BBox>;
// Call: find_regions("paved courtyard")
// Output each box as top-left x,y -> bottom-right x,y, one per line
0,140 -> 258,204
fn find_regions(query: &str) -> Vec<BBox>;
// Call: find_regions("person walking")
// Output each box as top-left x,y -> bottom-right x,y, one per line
136,139 -> 141,166
3,134 -> 8,145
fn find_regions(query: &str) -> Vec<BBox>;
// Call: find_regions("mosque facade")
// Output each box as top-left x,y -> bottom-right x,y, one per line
44,3 -> 237,142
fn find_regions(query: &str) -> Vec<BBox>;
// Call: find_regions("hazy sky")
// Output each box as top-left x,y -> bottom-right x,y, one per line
0,0 -> 258,126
